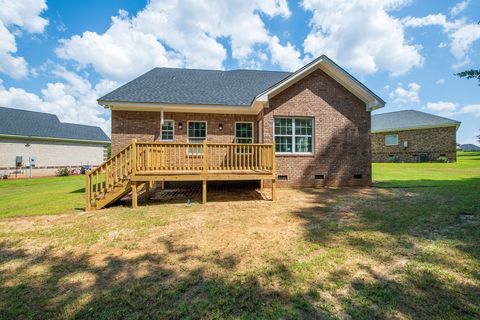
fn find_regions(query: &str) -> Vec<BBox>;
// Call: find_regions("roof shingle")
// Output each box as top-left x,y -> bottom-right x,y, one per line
0,107 -> 110,142
372,110 -> 460,132
98,68 -> 292,106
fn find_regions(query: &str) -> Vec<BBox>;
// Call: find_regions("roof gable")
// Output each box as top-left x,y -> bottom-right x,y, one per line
255,55 -> 385,110
372,110 -> 461,132
0,107 -> 110,142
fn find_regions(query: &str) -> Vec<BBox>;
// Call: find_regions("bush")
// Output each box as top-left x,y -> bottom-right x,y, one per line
387,155 -> 399,163
437,156 -> 449,163
56,167 -> 70,176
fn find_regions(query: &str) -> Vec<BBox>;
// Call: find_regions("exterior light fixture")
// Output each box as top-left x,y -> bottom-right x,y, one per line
178,122 -> 183,129
219,123 -> 223,130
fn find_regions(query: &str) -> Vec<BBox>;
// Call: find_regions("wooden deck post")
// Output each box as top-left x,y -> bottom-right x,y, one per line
131,138 -> 137,175
85,173 -> 92,211
132,182 -> 138,209
271,142 -> 276,201
202,140 -> 208,205
145,181 -> 150,199
260,179 -> 264,190
202,179 -> 207,205
271,179 -> 277,201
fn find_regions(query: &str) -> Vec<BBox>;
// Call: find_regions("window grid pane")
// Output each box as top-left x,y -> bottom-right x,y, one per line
275,136 -> 292,153
274,118 -> 313,153
274,118 -> 292,135
235,123 -> 253,142
161,120 -> 174,141
188,122 -> 206,140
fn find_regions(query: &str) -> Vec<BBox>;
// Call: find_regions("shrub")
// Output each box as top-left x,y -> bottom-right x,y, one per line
419,154 -> 430,162
56,167 -> 70,176
437,156 -> 449,163
387,155 -> 399,163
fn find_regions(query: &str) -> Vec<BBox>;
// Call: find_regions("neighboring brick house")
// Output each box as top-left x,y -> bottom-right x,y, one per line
0,107 -> 110,177
99,55 -> 385,187
371,110 -> 461,162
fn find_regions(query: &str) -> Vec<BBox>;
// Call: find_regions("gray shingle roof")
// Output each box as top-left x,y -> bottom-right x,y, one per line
459,144 -> 480,151
372,110 -> 461,132
0,107 -> 110,142
98,68 -> 292,106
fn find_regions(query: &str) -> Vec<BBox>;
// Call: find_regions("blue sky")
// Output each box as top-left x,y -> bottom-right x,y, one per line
0,0 -> 479,144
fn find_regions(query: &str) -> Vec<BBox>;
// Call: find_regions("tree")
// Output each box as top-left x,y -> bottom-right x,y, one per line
455,70 -> 480,86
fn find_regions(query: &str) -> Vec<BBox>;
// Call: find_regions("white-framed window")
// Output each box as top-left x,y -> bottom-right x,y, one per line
385,134 -> 398,146
187,121 -> 207,143
235,122 -> 253,144
274,117 -> 314,154
160,120 -> 174,141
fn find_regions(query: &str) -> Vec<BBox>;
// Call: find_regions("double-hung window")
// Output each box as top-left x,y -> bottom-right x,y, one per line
187,121 -> 207,155
235,122 -> 253,144
385,134 -> 398,146
188,121 -> 207,143
160,120 -> 174,141
274,118 -> 313,154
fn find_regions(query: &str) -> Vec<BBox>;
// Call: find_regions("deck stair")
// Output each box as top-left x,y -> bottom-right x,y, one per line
86,140 -> 276,210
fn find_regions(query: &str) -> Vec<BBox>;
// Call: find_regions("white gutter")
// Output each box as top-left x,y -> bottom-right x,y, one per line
0,133 -> 110,144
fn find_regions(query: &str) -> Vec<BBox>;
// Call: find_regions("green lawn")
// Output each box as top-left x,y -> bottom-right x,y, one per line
0,152 -> 478,219
373,151 -> 480,187
0,152 -> 479,319
0,175 -> 85,218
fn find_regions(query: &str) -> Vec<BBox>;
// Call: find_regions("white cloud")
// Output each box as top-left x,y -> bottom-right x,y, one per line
0,70 -> 116,134
450,0 -> 470,17
268,36 -> 309,71
301,0 -> 423,76
56,14 -> 184,83
459,104 -> 480,117
389,82 -> 421,105
402,14 -> 449,28
436,78 -> 445,85
449,23 -> 480,67
56,0 -> 293,82
0,0 -> 48,79
424,101 -> 480,118
425,101 -> 458,113
402,12 -> 480,68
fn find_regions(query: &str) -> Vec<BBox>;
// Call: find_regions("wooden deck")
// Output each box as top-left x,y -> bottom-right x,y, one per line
86,140 -> 276,210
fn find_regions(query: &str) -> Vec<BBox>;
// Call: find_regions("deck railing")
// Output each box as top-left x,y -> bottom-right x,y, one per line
135,141 -> 274,173
86,140 -> 275,209
86,143 -> 134,210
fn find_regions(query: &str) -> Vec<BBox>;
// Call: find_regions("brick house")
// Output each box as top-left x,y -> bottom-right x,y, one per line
88,55 -> 385,209
371,110 -> 461,162
0,107 -> 110,177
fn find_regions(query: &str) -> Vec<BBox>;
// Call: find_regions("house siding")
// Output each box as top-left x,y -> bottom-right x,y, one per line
111,111 -> 257,155
262,69 -> 372,187
371,126 -> 457,162
0,138 -> 107,177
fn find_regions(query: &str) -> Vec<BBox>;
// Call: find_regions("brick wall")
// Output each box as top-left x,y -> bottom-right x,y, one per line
112,111 -> 257,155
371,126 -> 457,162
262,69 -> 372,187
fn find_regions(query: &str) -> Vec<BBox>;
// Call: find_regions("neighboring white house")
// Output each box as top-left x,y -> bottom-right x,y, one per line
0,107 -> 110,177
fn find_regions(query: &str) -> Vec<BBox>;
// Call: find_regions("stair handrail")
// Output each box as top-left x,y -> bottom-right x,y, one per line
85,141 -> 134,210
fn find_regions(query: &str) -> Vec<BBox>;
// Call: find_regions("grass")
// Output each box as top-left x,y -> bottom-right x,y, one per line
0,175 -> 85,218
0,152 -> 479,319
373,151 -> 480,187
